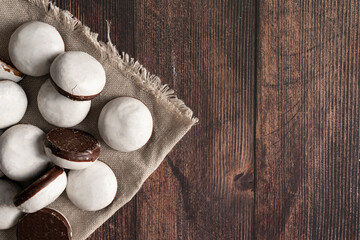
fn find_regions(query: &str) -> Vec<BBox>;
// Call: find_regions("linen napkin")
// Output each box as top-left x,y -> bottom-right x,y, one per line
0,0 -> 197,239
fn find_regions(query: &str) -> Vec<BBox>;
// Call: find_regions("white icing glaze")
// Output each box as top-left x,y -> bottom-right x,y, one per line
0,80 -> 27,129
17,170 -> 67,213
44,146 -> 97,170
0,60 -> 23,82
9,21 -> 65,77
37,79 -> 91,127
50,51 -> 106,97
66,161 -> 117,211
0,124 -> 51,182
98,97 -> 153,152
0,179 -> 23,229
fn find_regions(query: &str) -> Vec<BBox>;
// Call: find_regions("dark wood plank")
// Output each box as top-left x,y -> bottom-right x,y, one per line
56,1 -> 136,239
134,0 -> 255,239
57,0 -> 135,56
255,0 -> 360,239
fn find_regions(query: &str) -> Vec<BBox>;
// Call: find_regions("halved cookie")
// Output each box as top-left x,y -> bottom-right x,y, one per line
0,58 -> 24,82
44,128 -> 100,170
14,166 -> 67,213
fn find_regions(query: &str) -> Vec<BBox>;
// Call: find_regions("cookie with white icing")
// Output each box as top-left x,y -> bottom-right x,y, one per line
98,97 -> 153,152
9,21 -> 65,77
50,51 -> 106,100
0,58 -> 24,82
38,79 -> 91,127
0,179 -> 23,229
66,161 -> 117,211
14,166 -> 67,213
0,80 -> 27,129
0,124 -> 51,182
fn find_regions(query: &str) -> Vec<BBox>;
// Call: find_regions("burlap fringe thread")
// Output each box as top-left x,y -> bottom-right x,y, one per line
28,0 -> 199,124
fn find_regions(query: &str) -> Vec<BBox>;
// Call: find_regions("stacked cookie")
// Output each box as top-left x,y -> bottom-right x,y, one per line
0,21 -> 153,239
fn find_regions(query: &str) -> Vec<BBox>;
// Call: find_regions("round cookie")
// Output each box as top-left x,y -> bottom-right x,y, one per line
0,124 -> 51,181
50,51 -> 106,100
0,58 -> 24,82
66,161 -> 117,211
0,170 -> 4,178
14,166 -> 67,213
0,179 -> 23,229
98,97 -> 153,152
38,79 -> 91,127
0,80 -> 27,129
44,128 -> 100,170
9,21 -> 65,77
17,208 -> 72,240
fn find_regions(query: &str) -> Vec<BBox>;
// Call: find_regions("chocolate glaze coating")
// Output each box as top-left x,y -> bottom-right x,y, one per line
45,128 -> 100,162
50,78 -> 100,101
14,166 -> 64,207
17,208 -> 72,240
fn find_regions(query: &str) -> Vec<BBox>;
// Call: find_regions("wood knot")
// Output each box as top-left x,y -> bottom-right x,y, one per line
234,172 -> 254,192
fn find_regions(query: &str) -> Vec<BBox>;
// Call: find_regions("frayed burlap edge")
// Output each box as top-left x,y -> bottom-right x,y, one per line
28,0 -> 199,125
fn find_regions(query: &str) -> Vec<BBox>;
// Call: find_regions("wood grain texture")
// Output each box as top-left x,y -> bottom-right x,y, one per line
56,0 -> 254,239
134,0 -> 255,239
256,0 -> 360,239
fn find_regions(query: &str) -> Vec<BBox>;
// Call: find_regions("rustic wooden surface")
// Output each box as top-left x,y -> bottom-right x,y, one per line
56,0 -> 360,239
256,0 -> 360,239
57,0 -> 254,239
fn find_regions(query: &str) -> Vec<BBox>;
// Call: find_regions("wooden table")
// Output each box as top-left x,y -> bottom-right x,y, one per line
56,0 -> 360,239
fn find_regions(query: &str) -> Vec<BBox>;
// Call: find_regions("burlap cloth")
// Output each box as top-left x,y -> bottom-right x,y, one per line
0,0 -> 197,239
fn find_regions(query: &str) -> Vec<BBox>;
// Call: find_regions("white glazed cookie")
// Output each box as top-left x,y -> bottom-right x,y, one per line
14,166 -> 67,213
0,80 -> 27,129
0,59 -> 24,82
37,79 -> 91,127
66,161 -> 117,211
50,51 -> 106,100
9,21 -> 65,77
0,124 -> 51,182
98,97 -> 153,152
0,179 -> 23,230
